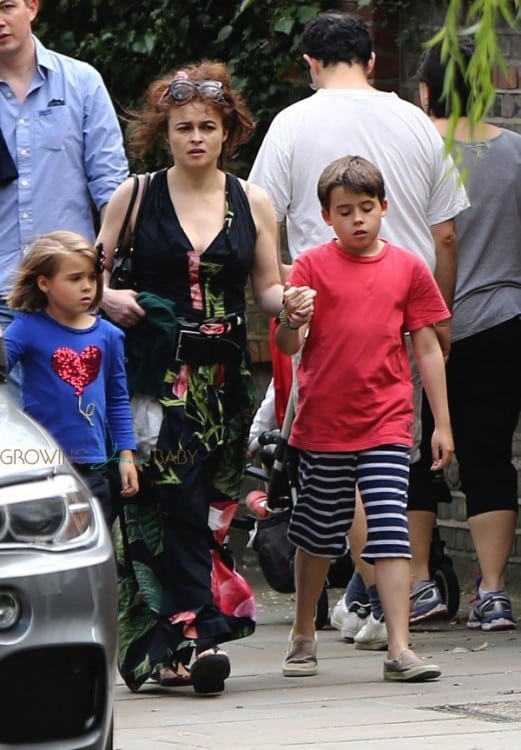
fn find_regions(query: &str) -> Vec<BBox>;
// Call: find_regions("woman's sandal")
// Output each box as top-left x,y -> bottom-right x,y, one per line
191,647 -> 231,696
151,662 -> 192,687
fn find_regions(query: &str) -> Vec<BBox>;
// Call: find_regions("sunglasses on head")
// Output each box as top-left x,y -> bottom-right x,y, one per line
162,79 -> 224,105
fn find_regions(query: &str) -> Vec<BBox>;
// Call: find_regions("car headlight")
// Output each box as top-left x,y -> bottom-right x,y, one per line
0,474 -> 97,549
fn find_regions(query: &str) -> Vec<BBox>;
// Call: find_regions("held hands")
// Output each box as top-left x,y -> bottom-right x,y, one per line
430,426 -> 454,471
282,283 -> 317,329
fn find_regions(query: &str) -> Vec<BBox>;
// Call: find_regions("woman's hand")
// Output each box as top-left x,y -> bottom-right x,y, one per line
102,288 -> 146,328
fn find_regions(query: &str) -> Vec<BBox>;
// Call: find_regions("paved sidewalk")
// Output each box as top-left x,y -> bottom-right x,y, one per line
114,581 -> 521,750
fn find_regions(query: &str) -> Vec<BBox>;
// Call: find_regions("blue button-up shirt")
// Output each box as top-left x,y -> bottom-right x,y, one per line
0,37 -> 128,296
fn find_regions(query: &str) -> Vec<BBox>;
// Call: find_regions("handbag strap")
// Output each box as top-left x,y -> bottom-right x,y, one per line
133,172 -> 151,239
115,174 -> 139,256
114,172 -> 151,254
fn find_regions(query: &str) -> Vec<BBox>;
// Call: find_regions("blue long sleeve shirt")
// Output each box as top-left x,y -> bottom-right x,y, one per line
0,36 -> 128,296
5,312 -> 136,464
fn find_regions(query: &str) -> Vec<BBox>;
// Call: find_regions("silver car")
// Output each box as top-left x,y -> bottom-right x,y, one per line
0,340 -> 117,750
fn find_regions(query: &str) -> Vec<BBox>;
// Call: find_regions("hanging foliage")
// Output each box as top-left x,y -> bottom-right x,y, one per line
425,0 -> 520,150
35,0 -> 326,170
35,1 -> 520,168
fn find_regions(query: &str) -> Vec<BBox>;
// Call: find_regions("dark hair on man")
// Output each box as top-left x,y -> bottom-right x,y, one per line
417,37 -> 474,118
299,12 -> 372,67
317,155 -> 386,209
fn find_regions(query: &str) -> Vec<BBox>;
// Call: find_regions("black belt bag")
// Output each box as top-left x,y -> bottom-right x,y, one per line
175,317 -> 246,366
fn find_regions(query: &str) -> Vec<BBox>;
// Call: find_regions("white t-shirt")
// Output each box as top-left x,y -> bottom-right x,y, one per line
249,88 -> 469,270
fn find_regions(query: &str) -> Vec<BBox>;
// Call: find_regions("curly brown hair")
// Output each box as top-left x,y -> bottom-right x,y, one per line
126,60 -> 256,164
7,231 -> 103,312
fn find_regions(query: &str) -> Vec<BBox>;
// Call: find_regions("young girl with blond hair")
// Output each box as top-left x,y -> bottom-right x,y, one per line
5,230 -> 138,524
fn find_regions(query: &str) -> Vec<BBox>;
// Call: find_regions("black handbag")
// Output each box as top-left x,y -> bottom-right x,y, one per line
109,172 -> 150,290
174,316 -> 247,366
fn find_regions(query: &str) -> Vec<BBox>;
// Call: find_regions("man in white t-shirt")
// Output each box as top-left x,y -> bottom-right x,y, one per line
249,11 -> 469,639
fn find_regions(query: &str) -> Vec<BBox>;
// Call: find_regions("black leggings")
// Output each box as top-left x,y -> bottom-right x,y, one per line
446,316 -> 521,518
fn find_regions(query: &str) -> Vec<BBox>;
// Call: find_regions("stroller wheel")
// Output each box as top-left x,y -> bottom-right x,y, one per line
315,586 -> 329,630
432,562 -> 460,619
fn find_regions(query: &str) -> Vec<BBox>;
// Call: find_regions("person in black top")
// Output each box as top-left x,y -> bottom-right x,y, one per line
97,60 -> 315,695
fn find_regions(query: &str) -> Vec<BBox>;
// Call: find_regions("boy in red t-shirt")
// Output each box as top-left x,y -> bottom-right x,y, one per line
276,154 -> 454,682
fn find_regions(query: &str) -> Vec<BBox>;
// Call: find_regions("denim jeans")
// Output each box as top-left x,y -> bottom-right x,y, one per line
0,299 -> 21,405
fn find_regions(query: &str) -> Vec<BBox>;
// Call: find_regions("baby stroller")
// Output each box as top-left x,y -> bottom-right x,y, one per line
236,386 -> 461,626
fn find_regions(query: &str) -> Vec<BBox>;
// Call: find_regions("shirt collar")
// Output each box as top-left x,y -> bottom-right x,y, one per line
34,36 -> 58,75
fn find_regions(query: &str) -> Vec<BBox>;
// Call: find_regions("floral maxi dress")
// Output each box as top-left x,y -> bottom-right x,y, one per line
114,169 -> 258,691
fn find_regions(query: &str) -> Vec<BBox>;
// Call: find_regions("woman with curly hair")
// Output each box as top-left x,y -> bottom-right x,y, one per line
97,60 -> 314,696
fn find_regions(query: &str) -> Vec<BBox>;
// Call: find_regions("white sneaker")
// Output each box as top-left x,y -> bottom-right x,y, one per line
341,602 -> 371,642
354,613 -> 388,651
330,596 -> 348,631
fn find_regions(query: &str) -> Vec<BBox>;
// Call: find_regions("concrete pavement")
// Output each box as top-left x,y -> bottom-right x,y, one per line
113,580 -> 521,750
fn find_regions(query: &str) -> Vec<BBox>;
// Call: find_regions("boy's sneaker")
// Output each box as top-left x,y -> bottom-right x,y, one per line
342,602 -> 371,642
330,597 -> 370,641
282,631 -> 318,677
383,649 -> 441,682
330,596 -> 349,631
409,580 -> 448,625
354,613 -> 387,651
467,590 -> 517,631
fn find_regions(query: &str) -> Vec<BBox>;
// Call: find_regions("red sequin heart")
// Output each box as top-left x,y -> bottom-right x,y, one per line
51,345 -> 102,396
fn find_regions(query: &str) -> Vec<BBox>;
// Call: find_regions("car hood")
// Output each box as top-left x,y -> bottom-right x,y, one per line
0,389 -> 68,484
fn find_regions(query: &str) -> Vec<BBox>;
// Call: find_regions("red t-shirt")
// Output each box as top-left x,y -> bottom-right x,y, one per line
288,240 -> 450,452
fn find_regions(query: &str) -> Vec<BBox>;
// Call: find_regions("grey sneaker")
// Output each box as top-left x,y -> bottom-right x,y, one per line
282,632 -> 318,677
467,590 -> 516,631
383,649 -> 441,682
409,581 -> 448,625
341,602 -> 371,642
354,613 -> 387,651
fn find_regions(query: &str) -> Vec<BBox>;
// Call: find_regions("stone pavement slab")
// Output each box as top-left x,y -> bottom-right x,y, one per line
113,585 -> 521,750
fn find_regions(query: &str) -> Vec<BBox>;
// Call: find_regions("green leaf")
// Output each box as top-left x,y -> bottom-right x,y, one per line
216,25 -> 233,43
274,17 -> 295,35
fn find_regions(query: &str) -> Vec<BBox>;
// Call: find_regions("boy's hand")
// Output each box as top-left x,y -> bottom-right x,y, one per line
118,450 -> 139,497
283,283 -> 317,327
430,427 -> 454,470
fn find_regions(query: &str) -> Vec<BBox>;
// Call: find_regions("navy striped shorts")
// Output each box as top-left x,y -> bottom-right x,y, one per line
288,445 -> 411,561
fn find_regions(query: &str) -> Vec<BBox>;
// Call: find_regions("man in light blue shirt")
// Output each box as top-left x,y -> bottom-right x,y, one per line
0,0 -> 128,324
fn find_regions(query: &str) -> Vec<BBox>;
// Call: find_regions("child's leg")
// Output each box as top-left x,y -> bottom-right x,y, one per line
285,450 -> 356,669
356,443 -> 441,683
347,489 -> 375,591
356,445 -> 411,659
346,568 -> 369,606
293,548 -> 330,639
375,558 -> 410,657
